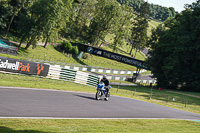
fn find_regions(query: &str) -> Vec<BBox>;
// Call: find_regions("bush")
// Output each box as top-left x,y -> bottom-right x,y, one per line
72,45 -> 79,55
60,41 -> 67,50
60,41 -> 73,53
65,42 -> 72,53
82,53 -> 90,59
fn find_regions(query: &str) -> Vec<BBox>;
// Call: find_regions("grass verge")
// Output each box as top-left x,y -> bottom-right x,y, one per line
0,73 -> 95,93
110,85 -> 200,114
0,119 -> 200,133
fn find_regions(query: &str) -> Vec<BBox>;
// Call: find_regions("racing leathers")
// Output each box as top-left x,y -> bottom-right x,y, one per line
100,78 -> 110,96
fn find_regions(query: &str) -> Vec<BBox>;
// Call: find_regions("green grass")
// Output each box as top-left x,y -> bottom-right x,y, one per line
0,44 -> 141,71
0,119 -> 199,133
110,85 -> 200,114
165,90 -> 200,97
1,73 -> 200,114
104,34 -> 147,60
140,70 -> 152,75
0,73 -> 95,93
147,20 -> 162,37
149,20 -> 161,27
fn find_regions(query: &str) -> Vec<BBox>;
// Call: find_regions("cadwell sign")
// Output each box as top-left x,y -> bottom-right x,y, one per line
0,57 -> 49,76
75,43 -> 148,69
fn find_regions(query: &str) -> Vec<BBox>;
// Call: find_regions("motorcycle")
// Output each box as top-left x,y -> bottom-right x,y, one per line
95,81 -> 111,101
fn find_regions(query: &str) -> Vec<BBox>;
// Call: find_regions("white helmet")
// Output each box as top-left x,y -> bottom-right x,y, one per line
103,75 -> 107,79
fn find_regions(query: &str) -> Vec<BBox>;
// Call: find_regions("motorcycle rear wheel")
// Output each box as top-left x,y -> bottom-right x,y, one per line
104,92 -> 110,101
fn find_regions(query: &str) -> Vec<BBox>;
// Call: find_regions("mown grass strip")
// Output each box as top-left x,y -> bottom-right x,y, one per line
0,73 -> 96,93
0,119 -> 199,133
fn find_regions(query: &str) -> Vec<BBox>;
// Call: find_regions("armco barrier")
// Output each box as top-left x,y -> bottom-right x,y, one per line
27,59 -> 147,75
47,65 -> 99,87
0,56 -> 154,86
135,80 -> 156,84
51,64 -> 147,75
0,57 -> 100,87
47,65 -> 62,79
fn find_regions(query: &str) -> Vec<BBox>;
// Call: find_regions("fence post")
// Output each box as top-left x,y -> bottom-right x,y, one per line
185,100 -> 188,108
116,83 -> 120,93
167,96 -> 170,103
149,92 -> 152,99
149,86 -> 153,99
133,89 -> 136,96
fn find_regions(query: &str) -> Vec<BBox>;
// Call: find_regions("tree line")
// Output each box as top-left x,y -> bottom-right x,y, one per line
117,0 -> 176,21
0,0 -> 149,57
147,0 -> 200,92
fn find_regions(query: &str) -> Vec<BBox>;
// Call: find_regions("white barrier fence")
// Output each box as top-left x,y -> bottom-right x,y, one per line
47,65 -> 99,87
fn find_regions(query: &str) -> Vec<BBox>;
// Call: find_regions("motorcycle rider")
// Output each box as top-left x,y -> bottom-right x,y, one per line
100,75 -> 110,96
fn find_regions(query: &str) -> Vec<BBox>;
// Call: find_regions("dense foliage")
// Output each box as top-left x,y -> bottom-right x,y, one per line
0,0 -> 149,55
117,0 -> 176,21
147,0 -> 200,92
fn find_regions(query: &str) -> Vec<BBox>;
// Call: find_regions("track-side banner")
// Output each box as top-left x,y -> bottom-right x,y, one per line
0,56 -> 49,76
75,43 -> 148,69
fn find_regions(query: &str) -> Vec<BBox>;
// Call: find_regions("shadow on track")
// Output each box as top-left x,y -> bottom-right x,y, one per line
74,94 -> 96,101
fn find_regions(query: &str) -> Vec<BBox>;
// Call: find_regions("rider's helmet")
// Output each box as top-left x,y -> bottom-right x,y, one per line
103,75 -> 107,79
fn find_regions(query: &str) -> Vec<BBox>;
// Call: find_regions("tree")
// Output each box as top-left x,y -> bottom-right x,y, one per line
111,3 -> 133,52
30,0 -> 62,48
146,0 -> 200,91
4,0 -> 32,38
24,0 -> 73,49
88,0 -> 121,47
17,7 -> 34,47
65,0 -> 96,40
117,0 -> 176,21
0,0 -> 12,33
129,2 -> 149,58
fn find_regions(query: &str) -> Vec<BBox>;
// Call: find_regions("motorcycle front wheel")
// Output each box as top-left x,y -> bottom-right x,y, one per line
95,91 -> 101,100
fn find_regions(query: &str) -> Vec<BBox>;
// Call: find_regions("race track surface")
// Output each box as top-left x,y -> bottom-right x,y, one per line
0,86 -> 200,120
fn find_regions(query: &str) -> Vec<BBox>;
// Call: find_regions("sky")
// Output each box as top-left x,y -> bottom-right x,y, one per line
144,0 -> 197,12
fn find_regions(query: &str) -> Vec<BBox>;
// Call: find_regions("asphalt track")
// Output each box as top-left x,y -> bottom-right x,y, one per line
0,86 -> 200,120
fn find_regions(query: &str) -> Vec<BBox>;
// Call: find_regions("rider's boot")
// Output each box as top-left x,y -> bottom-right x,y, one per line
105,88 -> 109,97
105,91 -> 108,97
